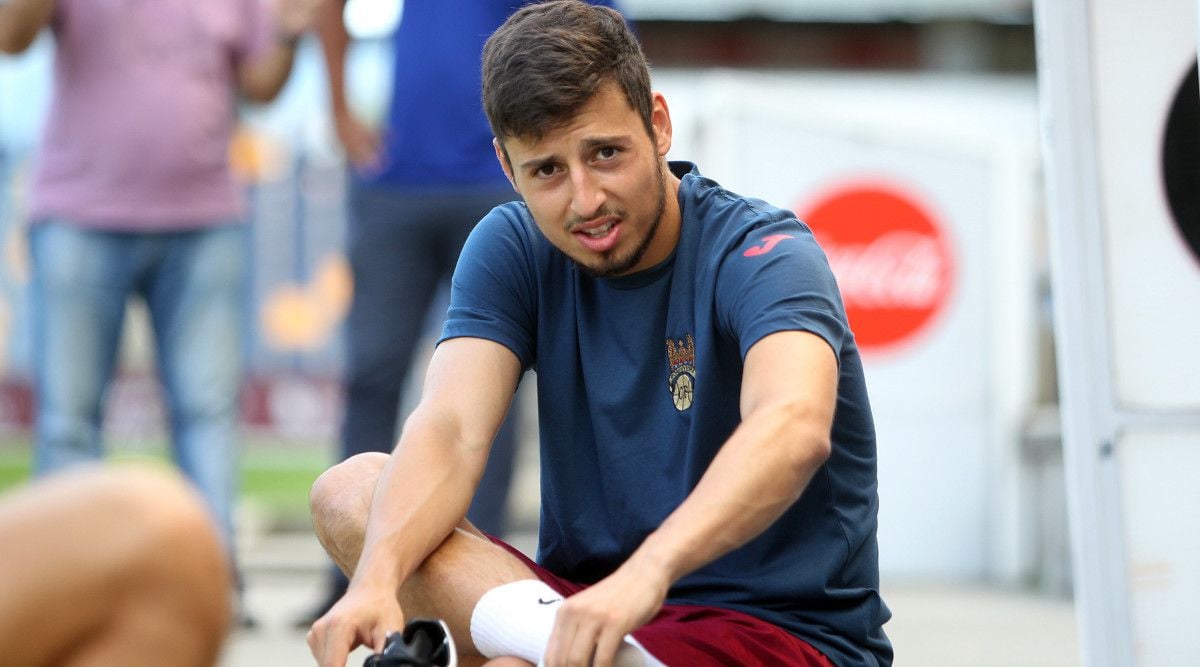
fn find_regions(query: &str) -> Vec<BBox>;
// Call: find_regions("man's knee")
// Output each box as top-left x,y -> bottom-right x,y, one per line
310,453 -> 388,538
310,453 -> 388,511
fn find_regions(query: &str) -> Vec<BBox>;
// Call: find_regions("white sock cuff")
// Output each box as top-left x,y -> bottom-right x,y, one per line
470,579 -> 563,662
468,579 -> 666,666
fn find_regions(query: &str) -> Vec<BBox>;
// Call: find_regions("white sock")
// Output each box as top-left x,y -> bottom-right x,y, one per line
469,579 -> 665,666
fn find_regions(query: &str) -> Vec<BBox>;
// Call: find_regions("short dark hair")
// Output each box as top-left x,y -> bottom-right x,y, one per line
482,1 -> 653,146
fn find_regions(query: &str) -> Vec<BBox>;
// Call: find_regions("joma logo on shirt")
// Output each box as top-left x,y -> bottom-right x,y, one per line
743,234 -> 795,257
665,334 -> 696,411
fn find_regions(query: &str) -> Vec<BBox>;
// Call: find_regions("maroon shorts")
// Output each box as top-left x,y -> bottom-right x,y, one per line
489,537 -> 833,666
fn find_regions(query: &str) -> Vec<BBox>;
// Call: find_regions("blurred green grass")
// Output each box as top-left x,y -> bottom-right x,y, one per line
0,436 -> 331,528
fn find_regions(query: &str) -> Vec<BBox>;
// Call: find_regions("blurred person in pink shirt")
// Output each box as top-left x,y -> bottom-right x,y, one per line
0,0 -> 323,624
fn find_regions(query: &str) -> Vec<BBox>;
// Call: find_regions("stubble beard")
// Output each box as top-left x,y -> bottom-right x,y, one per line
576,161 -> 668,279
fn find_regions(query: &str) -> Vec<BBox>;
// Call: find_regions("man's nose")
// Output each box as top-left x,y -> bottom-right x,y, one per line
569,169 -> 605,220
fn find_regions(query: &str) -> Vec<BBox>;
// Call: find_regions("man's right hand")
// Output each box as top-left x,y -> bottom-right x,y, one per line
306,584 -> 406,667
334,109 -> 384,174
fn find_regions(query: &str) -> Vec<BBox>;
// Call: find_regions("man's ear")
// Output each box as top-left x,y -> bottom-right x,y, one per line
493,138 -> 519,192
650,92 -> 673,157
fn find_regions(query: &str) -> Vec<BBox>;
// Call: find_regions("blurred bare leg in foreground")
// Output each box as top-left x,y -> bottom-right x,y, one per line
0,465 -> 231,667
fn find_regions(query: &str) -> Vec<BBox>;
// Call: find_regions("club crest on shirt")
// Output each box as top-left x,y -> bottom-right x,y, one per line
665,334 -> 696,412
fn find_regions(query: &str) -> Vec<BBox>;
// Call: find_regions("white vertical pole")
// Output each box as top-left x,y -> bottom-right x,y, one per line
1032,0 -> 1135,664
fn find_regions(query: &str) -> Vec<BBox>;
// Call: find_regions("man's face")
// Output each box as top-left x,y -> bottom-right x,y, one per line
496,83 -> 677,278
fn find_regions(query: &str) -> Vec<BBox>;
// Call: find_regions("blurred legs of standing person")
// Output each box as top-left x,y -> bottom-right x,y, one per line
295,182 -> 520,625
0,464 -> 231,667
29,220 -> 250,612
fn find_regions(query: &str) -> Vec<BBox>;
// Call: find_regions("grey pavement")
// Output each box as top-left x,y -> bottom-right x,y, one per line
224,529 -> 1080,667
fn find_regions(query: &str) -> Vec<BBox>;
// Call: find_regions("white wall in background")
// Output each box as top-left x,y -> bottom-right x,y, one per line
622,0 -> 1030,21
656,70 -> 1044,582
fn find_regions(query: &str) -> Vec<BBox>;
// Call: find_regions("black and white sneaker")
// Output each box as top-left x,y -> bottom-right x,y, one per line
363,618 -> 458,667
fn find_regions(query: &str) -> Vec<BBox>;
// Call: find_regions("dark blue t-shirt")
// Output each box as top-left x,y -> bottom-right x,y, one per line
442,162 -> 892,665
366,1 -> 616,189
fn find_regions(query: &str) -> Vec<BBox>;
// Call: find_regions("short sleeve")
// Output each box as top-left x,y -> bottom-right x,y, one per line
439,206 -> 538,368
234,0 -> 274,64
716,217 -> 850,360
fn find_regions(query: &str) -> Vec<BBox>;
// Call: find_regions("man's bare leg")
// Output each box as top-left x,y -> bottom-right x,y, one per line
0,465 -> 231,667
312,454 -> 665,667
309,452 -> 539,662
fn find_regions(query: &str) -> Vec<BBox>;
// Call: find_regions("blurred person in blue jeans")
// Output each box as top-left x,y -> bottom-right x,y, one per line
296,0 -> 618,625
0,0 -> 323,623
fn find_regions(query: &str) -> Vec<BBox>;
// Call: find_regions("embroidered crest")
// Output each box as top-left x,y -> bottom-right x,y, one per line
665,334 -> 696,412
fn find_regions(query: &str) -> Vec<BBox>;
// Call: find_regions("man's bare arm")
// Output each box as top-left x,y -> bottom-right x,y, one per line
545,329 -> 838,667
313,0 -> 381,169
307,337 -> 523,667
634,329 -> 836,578
237,0 -> 322,103
314,0 -> 350,117
353,337 -> 522,594
0,0 -> 55,55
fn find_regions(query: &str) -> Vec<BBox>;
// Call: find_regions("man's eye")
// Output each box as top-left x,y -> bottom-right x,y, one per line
535,164 -> 557,178
597,147 -> 618,160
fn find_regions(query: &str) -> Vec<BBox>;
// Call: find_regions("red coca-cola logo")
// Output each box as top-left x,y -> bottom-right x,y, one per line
800,184 -> 955,355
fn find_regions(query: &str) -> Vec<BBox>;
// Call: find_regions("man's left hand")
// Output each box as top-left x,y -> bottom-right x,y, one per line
542,556 -> 670,667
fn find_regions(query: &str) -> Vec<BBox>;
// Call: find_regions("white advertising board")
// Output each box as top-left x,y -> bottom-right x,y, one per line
1035,0 -> 1200,663
1090,1 -> 1200,410
655,71 -> 1043,581
1119,429 -> 1200,664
